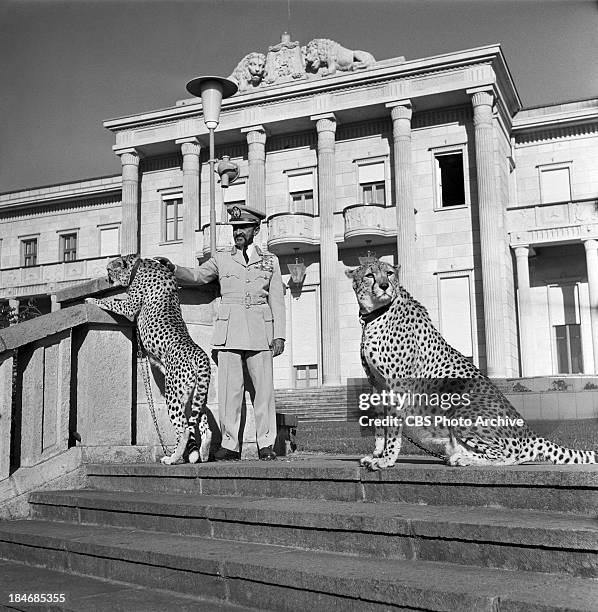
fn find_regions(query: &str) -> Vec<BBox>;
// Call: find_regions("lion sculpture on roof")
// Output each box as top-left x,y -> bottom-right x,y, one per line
302,39 -> 376,76
228,52 -> 266,92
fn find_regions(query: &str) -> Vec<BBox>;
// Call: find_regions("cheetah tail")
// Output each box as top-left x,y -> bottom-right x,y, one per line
533,437 -> 596,464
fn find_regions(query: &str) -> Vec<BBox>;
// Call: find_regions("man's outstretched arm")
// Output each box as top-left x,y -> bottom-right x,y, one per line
155,257 -> 219,285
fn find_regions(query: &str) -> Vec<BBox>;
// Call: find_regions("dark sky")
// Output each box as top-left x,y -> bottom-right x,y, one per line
1,0 -> 597,193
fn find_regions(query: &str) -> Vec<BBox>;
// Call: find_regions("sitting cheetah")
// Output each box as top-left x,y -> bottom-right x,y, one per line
86,254 -> 212,465
346,259 -> 596,469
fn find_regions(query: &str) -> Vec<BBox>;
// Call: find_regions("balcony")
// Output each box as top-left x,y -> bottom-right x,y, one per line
342,204 -> 396,246
0,257 -> 114,296
201,223 -> 235,256
266,213 -> 320,255
507,198 -> 598,246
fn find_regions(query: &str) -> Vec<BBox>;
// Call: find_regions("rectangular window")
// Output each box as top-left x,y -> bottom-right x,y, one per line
290,190 -> 314,214
554,324 -> 583,374
358,161 -> 386,205
61,233 -> 77,262
291,288 -> 319,387
22,238 -> 38,267
223,181 -> 247,206
540,166 -> 571,204
288,171 -> 315,214
164,197 -> 183,242
438,274 -> 474,360
435,152 -> 466,208
294,365 -> 319,388
361,182 -> 386,205
99,227 -> 119,256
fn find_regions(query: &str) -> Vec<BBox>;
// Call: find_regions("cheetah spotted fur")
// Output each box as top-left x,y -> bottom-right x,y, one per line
86,254 -> 212,465
346,259 -> 596,470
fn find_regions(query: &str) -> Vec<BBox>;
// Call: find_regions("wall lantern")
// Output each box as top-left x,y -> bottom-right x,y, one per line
358,240 -> 378,265
287,248 -> 306,284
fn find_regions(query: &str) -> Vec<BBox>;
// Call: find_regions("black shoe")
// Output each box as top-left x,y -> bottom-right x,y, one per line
258,446 -> 277,461
214,447 -> 240,461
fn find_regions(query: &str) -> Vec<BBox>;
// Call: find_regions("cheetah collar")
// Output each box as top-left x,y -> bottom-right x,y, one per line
359,302 -> 392,326
128,257 -> 142,287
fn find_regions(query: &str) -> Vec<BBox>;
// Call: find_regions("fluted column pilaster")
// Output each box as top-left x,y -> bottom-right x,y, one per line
514,246 -> 533,376
118,149 -> 141,255
584,239 -> 598,372
313,114 -> 341,385
470,88 -> 505,377
179,138 -> 201,266
388,100 -> 416,295
242,126 -> 267,215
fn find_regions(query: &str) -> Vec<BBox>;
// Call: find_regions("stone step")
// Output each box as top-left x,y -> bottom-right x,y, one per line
86,456 -> 598,514
29,489 -> 598,578
0,559 -> 257,611
0,520 -> 597,612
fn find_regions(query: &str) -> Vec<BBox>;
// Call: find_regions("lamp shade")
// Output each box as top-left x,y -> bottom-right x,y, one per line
186,76 -> 238,130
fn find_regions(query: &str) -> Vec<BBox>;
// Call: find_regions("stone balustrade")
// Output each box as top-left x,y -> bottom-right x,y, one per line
507,198 -> 598,245
1,256 -> 114,293
0,305 -> 138,517
266,213 -> 320,255
342,204 -> 396,245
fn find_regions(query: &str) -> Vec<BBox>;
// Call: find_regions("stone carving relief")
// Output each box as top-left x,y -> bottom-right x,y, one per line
264,33 -> 305,85
302,38 -> 376,77
228,33 -> 377,95
229,52 -> 267,93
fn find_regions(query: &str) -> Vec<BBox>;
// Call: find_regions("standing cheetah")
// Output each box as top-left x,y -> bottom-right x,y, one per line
346,259 -> 596,470
86,254 -> 212,465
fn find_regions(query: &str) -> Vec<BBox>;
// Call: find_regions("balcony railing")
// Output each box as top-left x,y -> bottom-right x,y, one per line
342,204 -> 396,245
507,198 -> 598,237
0,256 -> 115,293
266,213 -> 320,255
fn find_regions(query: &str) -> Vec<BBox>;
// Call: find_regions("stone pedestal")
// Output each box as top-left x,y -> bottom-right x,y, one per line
119,149 -> 141,256
77,325 -> 133,446
388,100 -> 417,295
313,114 -> 341,385
0,353 -> 14,480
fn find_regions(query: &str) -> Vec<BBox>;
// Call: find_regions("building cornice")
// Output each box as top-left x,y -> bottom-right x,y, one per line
513,100 -> 598,133
103,45 -> 520,136
0,176 -> 122,211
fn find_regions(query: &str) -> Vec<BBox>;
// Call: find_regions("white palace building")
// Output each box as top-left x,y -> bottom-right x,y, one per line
2,35 -> 598,387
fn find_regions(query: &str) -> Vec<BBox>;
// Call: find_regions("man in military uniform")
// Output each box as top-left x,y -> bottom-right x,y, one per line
158,205 -> 285,461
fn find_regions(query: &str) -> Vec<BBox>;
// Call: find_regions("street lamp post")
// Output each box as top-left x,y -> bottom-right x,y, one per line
186,76 -> 238,254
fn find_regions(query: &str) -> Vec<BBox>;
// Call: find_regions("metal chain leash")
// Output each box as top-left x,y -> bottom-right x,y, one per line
135,326 -> 171,456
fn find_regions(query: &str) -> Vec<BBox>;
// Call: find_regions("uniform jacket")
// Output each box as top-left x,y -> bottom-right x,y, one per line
174,245 -> 286,351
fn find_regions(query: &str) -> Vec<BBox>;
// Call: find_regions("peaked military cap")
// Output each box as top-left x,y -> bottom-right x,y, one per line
227,204 -> 265,225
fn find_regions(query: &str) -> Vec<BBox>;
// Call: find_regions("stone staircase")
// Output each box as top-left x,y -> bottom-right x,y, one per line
0,456 -> 597,611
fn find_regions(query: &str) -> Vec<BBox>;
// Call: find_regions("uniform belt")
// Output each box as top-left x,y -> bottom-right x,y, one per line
221,294 -> 268,307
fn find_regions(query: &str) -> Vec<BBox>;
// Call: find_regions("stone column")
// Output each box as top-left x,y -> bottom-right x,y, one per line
470,88 -> 505,378
312,114 -> 341,385
514,246 -> 533,377
387,100 -> 417,295
118,149 -> 141,255
583,239 -> 598,372
242,126 -> 267,215
178,138 -> 201,266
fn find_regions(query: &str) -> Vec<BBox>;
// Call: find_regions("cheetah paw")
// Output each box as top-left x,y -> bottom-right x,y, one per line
367,456 -> 397,471
85,297 -> 104,308
360,455 -> 374,468
160,454 -> 183,465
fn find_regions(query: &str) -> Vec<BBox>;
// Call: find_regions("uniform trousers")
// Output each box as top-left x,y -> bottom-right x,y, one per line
217,349 -> 277,452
